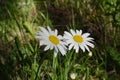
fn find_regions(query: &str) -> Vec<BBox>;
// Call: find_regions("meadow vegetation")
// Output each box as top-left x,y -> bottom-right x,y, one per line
0,0 -> 120,80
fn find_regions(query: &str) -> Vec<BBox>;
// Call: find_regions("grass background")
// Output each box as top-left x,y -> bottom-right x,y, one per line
0,0 -> 120,80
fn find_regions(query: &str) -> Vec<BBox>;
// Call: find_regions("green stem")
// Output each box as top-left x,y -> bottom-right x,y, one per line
52,55 -> 57,80
34,63 -> 41,80
64,50 -> 74,80
85,67 -> 90,80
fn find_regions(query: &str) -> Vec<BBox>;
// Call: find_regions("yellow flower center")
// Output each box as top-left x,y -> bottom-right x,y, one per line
49,35 -> 60,45
73,35 -> 84,43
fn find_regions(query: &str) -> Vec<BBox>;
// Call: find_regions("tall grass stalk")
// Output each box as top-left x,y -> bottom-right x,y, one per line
52,54 -> 58,80
64,50 -> 75,80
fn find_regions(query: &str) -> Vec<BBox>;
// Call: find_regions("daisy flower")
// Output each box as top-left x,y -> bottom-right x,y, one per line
36,26 -> 67,57
63,29 -> 94,53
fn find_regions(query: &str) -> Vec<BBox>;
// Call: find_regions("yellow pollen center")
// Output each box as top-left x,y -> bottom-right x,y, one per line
49,35 -> 60,45
73,35 -> 84,43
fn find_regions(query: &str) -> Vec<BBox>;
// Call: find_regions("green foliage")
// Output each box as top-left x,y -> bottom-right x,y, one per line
105,46 -> 120,79
106,46 -> 120,68
0,0 -> 120,80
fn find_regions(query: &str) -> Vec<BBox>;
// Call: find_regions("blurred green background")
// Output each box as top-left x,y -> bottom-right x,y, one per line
0,0 -> 120,80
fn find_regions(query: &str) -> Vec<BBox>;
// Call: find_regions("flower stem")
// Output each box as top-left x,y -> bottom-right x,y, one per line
34,63 -> 41,80
64,50 -> 74,80
52,55 -> 58,80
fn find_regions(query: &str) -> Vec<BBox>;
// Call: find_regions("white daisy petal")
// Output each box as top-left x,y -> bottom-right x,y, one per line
63,36 -> 72,41
58,45 -> 66,56
70,29 -> 76,35
60,42 -> 67,49
74,43 -> 77,50
54,29 -> 58,35
82,33 -> 90,38
44,44 -> 50,51
58,35 -> 63,39
60,41 -> 67,46
69,43 -> 74,50
39,27 -> 49,35
50,45 -> 54,50
86,42 -> 95,48
86,38 -> 94,41
79,44 -> 85,52
54,46 -> 58,53
64,31 -> 72,37
66,40 -> 74,44
40,40 -> 45,46
76,30 -> 79,34
40,39 -> 50,45
37,32 -> 46,36
84,45 -> 90,52
47,26 -> 52,32
76,44 -> 79,53
48,26 -> 54,34
54,49 -> 58,57
39,36 -> 48,40
79,30 -> 82,35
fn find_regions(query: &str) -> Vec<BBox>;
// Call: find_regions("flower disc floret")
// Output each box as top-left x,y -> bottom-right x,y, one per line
49,35 -> 60,45
73,35 -> 84,43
